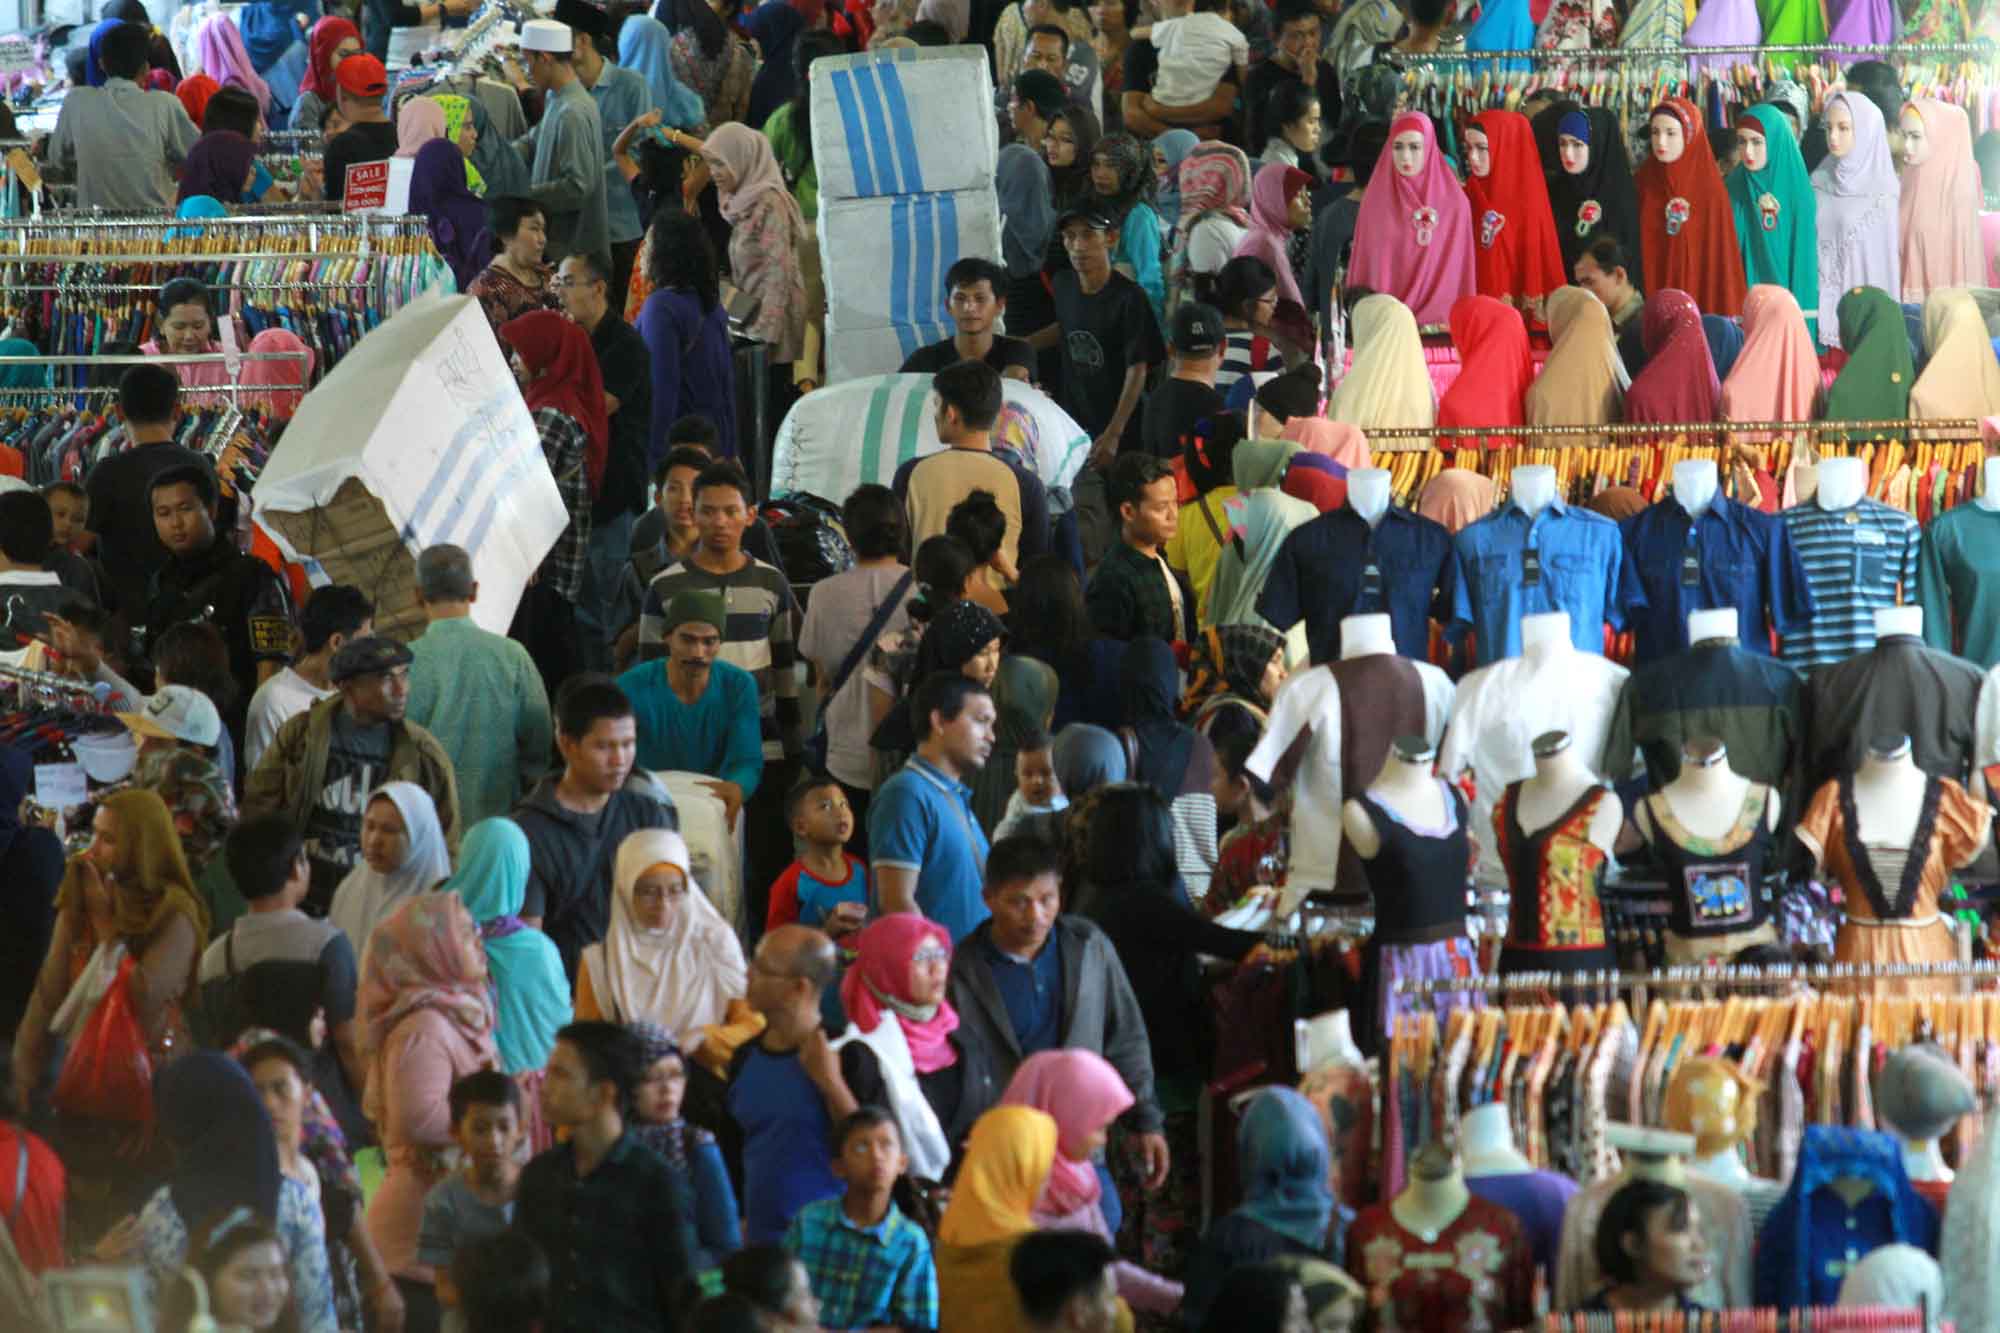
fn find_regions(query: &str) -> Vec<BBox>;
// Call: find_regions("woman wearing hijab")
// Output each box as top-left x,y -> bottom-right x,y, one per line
327,783 -> 451,957
1182,1086 -> 1336,1327
239,328 -> 314,424
1720,285 -> 1821,454
445,819 -> 568,1078
836,914 -> 969,1178
177,130 -> 257,205
1206,441 -> 1317,638
12,789 -> 209,1125
621,16 -> 706,132
1179,623 -> 1286,752
936,1107 -> 1059,1333
1900,99 -> 1985,304
290,16 -> 359,131
576,829 -> 745,1045
1726,105 -> 1818,337
357,894 -> 496,1325
1911,287 -> 2000,430
1024,722 -> 1130,892
701,123 -> 808,364
1637,98 -> 1746,317
1154,129 -> 1200,248
1232,162 -> 1311,313
84,18 -> 122,86
970,655 -> 1059,834
1003,1049 -> 1183,1317
670,0 -> 756,126
1812,91 -> 1902,346
1527,285 -> 1624,447
196,14 -> 272,117
1117,637 -> 1222,900
1091,133 -> 1165,322
870,595 -> 1006,768
177,72 -> 220,127
625,1022 -> 741,1269
1348,113 -> 1475,327
1438,295 -> 1534,449
1545,105 -> 1643,283
393,96 -> 446,160
1043,103 -> 1101,219
745,0 -> 823,129
1624,288 -> 1723,435
1330,293 -> 1434,448
1824,286 -> 1915,440
410,138 -> 492,292
461,95 -> 529,200
1173,143 -> 1254,299
1463,107 -> 1567,311
1006,553 -> 1122,732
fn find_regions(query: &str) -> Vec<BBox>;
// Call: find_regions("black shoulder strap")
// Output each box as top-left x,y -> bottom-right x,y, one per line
829,571 -> 914,701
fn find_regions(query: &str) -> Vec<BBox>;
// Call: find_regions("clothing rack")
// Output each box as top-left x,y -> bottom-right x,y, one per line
0,351 -> 310,405
1395,958 -> 2000,995
0,662 -> 115,712
1360,419 -> 1985,449
1396,39 -> 1999,61
1541,1303 -> 1928,1331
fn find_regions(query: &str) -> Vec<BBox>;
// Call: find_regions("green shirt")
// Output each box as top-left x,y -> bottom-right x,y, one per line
406,616 -> 554,826
763,101 -> 819,223
1919,502 -> 2000,671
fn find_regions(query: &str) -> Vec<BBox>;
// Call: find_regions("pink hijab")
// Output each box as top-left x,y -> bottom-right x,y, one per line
241,329 -> 314,419
1900,99 -> 1985,303
196,14 -> 270,115
704,122 -> 804,230
395,96 -> 447,158
839,914 -> 959,1074
1719,284 -> 1819,431
1233,162 -> 1310,305
1348,113 -> 1475,326
1001,1049 -> 1133,1217
1417,467 -> 1496,533
1280,416 -> 1370,471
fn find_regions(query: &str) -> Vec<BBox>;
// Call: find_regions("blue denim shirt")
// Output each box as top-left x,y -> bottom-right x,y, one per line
1258,504 -> 1463,664
584,61 -> 661,245
1617,495 -> 1815,664
1452,498 -> 1633,665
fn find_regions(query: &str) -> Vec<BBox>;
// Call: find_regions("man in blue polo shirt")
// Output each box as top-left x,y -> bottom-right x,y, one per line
868,672 -> 996,941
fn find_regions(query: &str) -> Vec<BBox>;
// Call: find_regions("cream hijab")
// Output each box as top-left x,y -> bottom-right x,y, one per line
328,783 -> 452,957
1329,294 -> 1435,449
1526,286 -> 1624,446
1910,288 -> 2000,431
582,828 -> 745,1043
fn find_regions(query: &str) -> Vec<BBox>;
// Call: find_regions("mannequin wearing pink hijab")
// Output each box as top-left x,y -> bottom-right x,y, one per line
1719,284 -> 1820,439
1899,99 -> 1985,302
1347,113 -> 1475,326
1279,416 -> 1370,472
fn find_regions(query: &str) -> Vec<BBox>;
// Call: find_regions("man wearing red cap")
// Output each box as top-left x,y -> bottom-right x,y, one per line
322,52 -> 397,202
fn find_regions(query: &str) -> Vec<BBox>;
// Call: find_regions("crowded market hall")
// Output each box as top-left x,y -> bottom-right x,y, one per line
11,0 -> 2000,1330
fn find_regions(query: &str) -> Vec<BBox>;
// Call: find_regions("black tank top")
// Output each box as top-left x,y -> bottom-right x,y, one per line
1353,779 -> 1472,944
1643,783 -> 1774,940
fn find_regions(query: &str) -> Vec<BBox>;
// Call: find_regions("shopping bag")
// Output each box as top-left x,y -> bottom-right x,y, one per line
51,955 -> 155,1125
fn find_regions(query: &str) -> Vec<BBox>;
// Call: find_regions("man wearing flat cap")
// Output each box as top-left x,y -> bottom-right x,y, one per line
615,588 -> 763,828
245,634 -> 461,917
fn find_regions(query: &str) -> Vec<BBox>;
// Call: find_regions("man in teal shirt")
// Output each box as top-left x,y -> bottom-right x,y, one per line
617,587 -> 764,830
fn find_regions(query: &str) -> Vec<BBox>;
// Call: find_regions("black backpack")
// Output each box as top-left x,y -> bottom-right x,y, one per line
760,494 -> 854,597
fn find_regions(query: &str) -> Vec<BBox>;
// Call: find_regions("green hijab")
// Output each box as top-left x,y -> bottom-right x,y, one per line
1757,0 -> 1825,69
1822,286 -> 1914,442
1726,105 -> 1819,338
432,94 -> 486,195
444,818 -> 573,1075
1230,438 -> 1303,491
971,654 -> 1061,832
0,338 -> 50,391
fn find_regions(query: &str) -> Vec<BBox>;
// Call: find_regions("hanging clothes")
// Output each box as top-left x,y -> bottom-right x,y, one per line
1329,293 -> 1434,448
1625,288 -> 1722,429
1463,108 -> 1567,309
1822,286 -> 1914,441
1755,1125 -> 1940,1309
1526,285 -> 1623,447
1466,0 -> 1536,68
1545,106 -> 1644,286
1719,284 -> 1821,436
1437,295 -> 1533,449
1900,99 -> 1986,304
1348,112 -> 1476,327
1726,105 -> 1819,337
1812,92 -> 1903,348
1685,0 -> 1761,75
1823,0 -> 1899,56
1911,288 -> 2000,427
1635,98 -> 1747,317
1758,0 -> 1826,67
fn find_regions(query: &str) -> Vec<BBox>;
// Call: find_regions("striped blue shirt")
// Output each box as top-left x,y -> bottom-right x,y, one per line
1779,499 -> 1922,670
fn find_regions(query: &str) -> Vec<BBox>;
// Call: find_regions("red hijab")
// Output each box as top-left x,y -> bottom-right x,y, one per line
1438,295 -> 1533,448
500,311 -> 609,496
1624,288 -> 1721,428
1463,109 -> 1567,306
840,913 -> 959,1074
176,73 -> 218,127
301,18 -> 360,102
1634,98 -> 1746,316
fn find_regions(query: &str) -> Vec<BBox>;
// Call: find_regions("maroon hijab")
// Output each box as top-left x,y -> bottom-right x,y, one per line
1623,288 -> 1720,427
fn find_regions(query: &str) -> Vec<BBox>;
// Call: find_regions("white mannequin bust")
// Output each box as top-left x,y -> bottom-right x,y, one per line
1875,605 -> 1924,640
1520,610 -> 1572,658
1460,1101 -> 1533,1176
1687,608 -> 1739,645
1904,1137 -> 1952,1183
1340,612 -> 1396,660
1608,1123 -> 1695,1188
1850,735 -> 1930,844
1344,736 -> 1448,858
1816,456 -> 1868,511
1294,1009 -> 1365,1074
1638,738 -> 1781,843
1516,731 -> 1622,850
1347,468 -> 1392,527
1980,456 -> 2000,513
1512,464 -> 1558,518
1690,1147 -> 1752,1185
1392,1143 -> 1472,1240
1673,458 -> 1719,521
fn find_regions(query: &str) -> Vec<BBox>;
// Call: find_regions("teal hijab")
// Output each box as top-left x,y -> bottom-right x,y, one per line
446,818 -> 572,1075
1726,105 -> 1819,337
1207,447 -> 1317,630
0,337 -> 49,391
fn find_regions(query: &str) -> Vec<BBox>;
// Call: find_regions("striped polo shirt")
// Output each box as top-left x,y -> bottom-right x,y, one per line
637,556 -> 802,761
1778,498 -> 1922,670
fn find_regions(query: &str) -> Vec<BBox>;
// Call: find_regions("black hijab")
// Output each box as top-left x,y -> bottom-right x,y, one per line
1542,104 -> 1644,287
1120,637 -> 1196,798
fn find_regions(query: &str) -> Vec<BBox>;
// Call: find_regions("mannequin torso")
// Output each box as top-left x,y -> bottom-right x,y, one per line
1851,744 -> 1931,840
1674,458 -> 1719,521
1512,464 -> 1558,517
1815,455 -> 1867,511
1340,611 -> 1396,660
1515,739 -> 1622,846
1686,608 -> 1739,644
1640,743 -> 1781,841
1347,468 -> 1392,527
1343,750 -> 1450,858
1460,1102 -> 1533,1175
1390,1151 -> 1473,1239
1875,604 -> 1924,641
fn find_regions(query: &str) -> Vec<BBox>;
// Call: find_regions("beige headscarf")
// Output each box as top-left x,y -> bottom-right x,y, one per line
581,829 -> 745,1043
1330,294 -> 1434,449
1415,467 -> 1497,534
1526,286 -> 1624,446
1910,288 -> 2000,431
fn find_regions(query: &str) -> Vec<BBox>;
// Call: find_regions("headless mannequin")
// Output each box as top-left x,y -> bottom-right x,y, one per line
1850,736 -> 1932,851
1515,732 -> 1623,850
1901,1130 -> 1954,1184
1875,604 -> 1924,640
1687,607 -> 1739,646
1513,464 -> 1558,517
1637,739 -> 1782,846
1347,468 -> 1392,528
1816,455 -> 1868,512
1674,458 -> 1719,521
1296,1009 -> 1365,1072
1979,455 -> 2000,512
1343,744 -> 1450,857
1392,1143 -> 1471,1242
1340,611 -> 1396,660
1460,1102 -> 1533,1175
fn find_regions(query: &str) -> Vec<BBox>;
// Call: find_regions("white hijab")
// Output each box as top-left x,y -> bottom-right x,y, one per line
329,782 -> 451,956
583,828 -> 745,1044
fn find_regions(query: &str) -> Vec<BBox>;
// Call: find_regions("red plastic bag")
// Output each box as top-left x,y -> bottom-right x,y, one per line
52,955 -> 155,1125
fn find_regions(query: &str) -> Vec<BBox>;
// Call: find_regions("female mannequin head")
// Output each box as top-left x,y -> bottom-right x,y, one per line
1735,121 -> 1767,172
1900,105 -> 1929,168
1558,126 -> 1589,175
1825,99 -> 1856,159
1463,126 -> 1490,178
1595,1181 -> 1711,1306
1391,128 -> 1426,178
1650,113 -> 1686,164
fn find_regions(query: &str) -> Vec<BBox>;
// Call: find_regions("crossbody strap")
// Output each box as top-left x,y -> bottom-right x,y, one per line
830,571 -> 914,700
1196,494 -> 1226,545
7,1133 -> 26,1231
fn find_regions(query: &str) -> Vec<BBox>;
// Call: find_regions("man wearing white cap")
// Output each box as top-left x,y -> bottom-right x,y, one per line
514,18 -> 609,267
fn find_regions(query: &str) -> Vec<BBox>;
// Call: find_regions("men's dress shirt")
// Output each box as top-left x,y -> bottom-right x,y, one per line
1437,643 -> 1628,885
1454,499 -> 1632,666
1617,494 -> 1814,664
513,1130 -> 697,1333
517,79 -> 608,263
782,1197 -> 939,1331
1778,498 -> 1922,670
1601,637 -> 1804,790
1918,500 -> 2000,670
1245,653 -> 1455,892
1086,541 -> 1194,643
1800,634 -> 1985,798
1258,504 -> 1462,664
49,77 -> 198,210
582,60 -> 660,246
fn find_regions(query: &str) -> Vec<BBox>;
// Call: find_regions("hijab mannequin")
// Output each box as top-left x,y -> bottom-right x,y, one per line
1512,463 -> 1559,517
1339,611 -> 1395,660
1393,1142 -> 1471,1240
1816,454 -> 1867,511
1665,1058 -> 1766,1187
1875,1043 -> 1974,1185
1517,729 -> 1622,849
1977,456 -> 2000,513
1672,458 -> 1718,521
1347,468 -> 1392,527
1461,1102 -> 1534,1175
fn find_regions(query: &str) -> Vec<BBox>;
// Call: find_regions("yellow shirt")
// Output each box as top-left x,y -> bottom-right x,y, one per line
1165,485 -> 1239,627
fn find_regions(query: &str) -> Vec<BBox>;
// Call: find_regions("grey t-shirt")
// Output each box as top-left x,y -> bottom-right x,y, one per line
417,1173 -> 515,1270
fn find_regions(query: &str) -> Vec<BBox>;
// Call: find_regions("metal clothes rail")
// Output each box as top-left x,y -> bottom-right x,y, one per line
1394,958 -> 2000,995
1393,38 -> 1999,62
1359,417 -> 1984,449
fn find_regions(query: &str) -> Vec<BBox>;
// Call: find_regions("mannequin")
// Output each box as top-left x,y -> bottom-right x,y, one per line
1346,467 -> 1392,527
1461,1101 -> 1581,1278
1917,457 -> 2000,669
1687,607 -> 1738,645
1815,455 -> 1868,511
1296,1009 -> 1375,1211
1662,1056 -> 1787,1234
1346,1141 -> 1536,1328
1556,1123 -> 1753,1310
1460,1103 -> 1532,1175
1495,730 -> 1622,977
1779,459 -> 1922,669
1340,611 -> 1396,660
1800,600 -> 1985,796
1673,458 -> 1718,521
1512,463 -> 1558,517
1979,455 -> 2000,513
1520,608 -> 1570,654
1393,1142 -> 1472,1239
1876,604 -> 1924,640
1513,730 -> 1623,846
1874,1042 -> 1974,1206
1295,1009 -> 1365,1075
1454,468 -> 1628,664
1636,737 -> 1781,961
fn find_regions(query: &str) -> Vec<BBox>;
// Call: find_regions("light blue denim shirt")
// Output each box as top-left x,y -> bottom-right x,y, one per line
1453,497 -> 1633,665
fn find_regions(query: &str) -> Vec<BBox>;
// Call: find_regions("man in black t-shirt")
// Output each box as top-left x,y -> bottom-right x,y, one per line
1242,2 -> 1342,151
321,54 -> 398,202
1140,302 -> 1227,460
899,257 -> 1036,381
1038,207 -> 1165,464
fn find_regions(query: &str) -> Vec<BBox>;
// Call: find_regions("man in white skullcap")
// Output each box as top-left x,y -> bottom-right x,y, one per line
513,18 -> 610,266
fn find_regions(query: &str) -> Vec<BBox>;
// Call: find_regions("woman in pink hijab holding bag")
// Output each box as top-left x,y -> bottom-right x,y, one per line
1346,112 -> 1475,326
